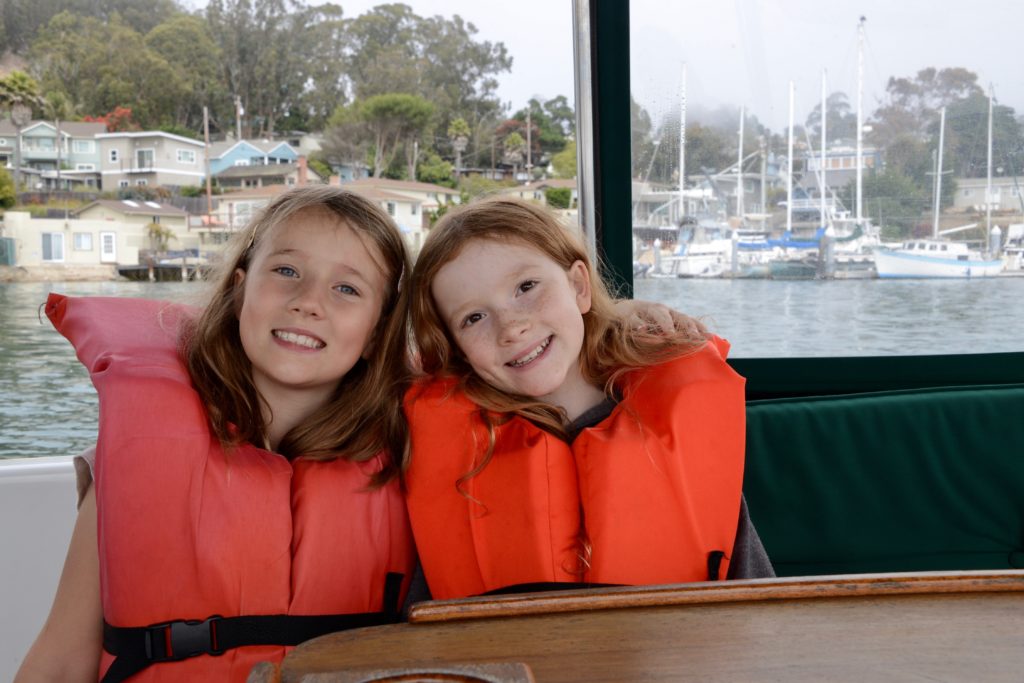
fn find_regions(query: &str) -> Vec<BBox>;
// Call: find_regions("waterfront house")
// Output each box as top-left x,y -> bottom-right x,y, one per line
952,176 -> 1024,213
207,138 -> 299,176
502,178 -> 579,207
2,198 -> 193,270
0,120 -> 106,190
800,144 -> 882,196
96,131 -> 206,190
73,199 -> 196,256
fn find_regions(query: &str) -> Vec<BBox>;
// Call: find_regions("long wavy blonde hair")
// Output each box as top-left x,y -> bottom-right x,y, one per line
410,196 -> 708,442
181,185 -> 412,483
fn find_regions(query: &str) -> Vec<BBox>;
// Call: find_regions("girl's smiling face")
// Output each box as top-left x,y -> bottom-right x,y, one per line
235,208 -> 387,414
431,238 -> 605,419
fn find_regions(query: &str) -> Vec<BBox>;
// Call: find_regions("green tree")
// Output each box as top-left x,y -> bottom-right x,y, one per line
145,14 -> 225,131
551,139 -> 577,178
293,3 -> 351,131
805,91 -> 857,142
0,167 -> 15,208
870,67 -> 984,147
206,0 -> 313,137
503,130 -> 525,175
146,221 -> 177,252
357,93 -> 435,178
31,13 -> 187,128
322,102 -> 370,171
943,93 -> 1024,179
2,0 -> 178,54
545,187 -> 571,209
344,4 -> 511,158
448,117 -> 471,177
417,149 -> 454,187
511,97 -> 569,159
631,96 -> 656,181
0,70 -> 44,114
840,170 -> 929,239
308,156 -> 333,181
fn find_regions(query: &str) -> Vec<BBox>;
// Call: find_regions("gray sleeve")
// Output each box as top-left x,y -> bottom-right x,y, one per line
73,446 -> 97,509
726,495 -> 776,579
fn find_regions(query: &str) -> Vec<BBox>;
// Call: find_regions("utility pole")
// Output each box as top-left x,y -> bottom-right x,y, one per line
204,106 -> 213,222
526,106 -> 533,177
235,96 -> 243,140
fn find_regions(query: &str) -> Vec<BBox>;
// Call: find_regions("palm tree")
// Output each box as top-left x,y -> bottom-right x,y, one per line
0,71 -> 44,191
448,117 -> 471,180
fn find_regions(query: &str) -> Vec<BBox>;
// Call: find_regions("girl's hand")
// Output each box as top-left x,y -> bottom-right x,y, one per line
615,299 -> 703,337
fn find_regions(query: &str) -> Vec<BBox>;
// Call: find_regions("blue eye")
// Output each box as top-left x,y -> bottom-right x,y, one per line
335,284 -> 359,296
274,266 -> 298,277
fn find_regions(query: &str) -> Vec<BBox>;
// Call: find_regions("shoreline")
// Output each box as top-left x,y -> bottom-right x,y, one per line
0,265 -> 124,283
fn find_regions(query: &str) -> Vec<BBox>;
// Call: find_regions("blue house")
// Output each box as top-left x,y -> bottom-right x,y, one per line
208,139 -> 298,176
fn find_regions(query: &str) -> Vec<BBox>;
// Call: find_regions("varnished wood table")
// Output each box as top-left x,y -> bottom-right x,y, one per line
261,571 -> 1024,682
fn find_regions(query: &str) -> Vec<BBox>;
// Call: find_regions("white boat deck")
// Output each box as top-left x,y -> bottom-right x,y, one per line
0,456 -> 77,680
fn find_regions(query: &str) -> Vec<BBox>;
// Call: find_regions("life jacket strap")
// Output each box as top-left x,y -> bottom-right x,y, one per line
707,550 -> 727,581
99,571 -> 404,683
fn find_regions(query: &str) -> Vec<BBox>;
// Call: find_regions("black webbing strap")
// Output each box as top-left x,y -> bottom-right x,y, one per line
100,571 -> 404,683
707,550 -> 727,581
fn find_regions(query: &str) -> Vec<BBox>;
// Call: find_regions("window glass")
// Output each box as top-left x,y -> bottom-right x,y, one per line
73,232 -> 93,250
629,1 -> 1024,357
41,233 -> 64,261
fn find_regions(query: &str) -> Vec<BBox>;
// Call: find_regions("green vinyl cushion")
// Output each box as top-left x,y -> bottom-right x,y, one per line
742,383 -> 1024,577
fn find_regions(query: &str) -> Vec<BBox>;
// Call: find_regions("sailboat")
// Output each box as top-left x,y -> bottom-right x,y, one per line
874,105 -> 1004,279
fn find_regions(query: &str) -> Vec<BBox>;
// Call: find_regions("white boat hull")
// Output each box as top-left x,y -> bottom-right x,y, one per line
874,249 -> 1003,279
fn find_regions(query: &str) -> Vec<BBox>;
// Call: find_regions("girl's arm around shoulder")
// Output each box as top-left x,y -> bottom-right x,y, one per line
14,484 -> 102,683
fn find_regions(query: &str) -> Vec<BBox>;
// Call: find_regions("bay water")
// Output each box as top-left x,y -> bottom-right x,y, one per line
3,277 -> 1023,459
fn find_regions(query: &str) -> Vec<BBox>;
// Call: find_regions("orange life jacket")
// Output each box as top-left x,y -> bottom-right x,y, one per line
404,337 -> 745,600
46,294 -> 416,683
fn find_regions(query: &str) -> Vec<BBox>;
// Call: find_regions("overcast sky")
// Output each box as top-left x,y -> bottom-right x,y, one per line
268,1 -> 1022,133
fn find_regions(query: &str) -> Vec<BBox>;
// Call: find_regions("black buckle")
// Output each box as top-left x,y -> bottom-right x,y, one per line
144,616 -> 223,662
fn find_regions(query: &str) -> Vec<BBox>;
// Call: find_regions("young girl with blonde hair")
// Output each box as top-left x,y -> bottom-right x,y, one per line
404,196 -> 772,600
17,186 -> 416,682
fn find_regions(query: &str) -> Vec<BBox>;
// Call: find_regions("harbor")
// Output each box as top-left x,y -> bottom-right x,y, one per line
4,276 -> 1024,460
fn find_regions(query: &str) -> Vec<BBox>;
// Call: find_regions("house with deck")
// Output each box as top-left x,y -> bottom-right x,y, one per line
0,120 -> 107,189
215,157 -> 324,189
96,131 -> 206,190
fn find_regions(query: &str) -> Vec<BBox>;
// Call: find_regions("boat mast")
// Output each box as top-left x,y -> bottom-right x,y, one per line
856,16 -> 865,226
820,69 -> 827,229
987,87 -> 993,238
932,106 -> 946,239
679,63 -> 687,224
737,105 -> 744,223
787,81 -> 794,234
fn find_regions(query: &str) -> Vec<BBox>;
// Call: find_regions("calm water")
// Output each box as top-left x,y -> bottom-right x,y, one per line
3,278 -> 1024,459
